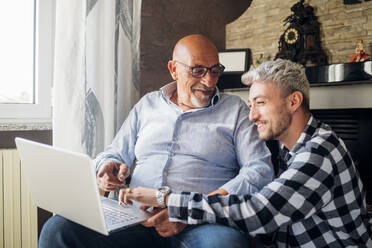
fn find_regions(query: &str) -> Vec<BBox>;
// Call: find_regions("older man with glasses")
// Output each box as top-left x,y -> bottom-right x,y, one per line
39,34 -> 274,248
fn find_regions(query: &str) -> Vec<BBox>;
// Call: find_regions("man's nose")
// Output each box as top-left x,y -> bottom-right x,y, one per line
249,105 -> 258,121
201,71 -> 218,88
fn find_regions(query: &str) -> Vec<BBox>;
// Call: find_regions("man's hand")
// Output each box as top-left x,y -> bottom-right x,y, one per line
97,161 -> 129,191
119,186 -> 158,206
138,187 -> 227,237
142,208 -> 186,237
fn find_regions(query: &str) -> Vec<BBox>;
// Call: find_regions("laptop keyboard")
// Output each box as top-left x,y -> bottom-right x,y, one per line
102,206 -> 138,225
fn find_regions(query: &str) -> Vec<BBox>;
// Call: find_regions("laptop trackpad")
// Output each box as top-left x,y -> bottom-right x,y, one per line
100,197 -> 152,234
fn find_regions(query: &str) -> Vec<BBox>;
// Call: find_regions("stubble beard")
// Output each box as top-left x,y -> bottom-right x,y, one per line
190,92 -> 211,108
260,111 -> 292,141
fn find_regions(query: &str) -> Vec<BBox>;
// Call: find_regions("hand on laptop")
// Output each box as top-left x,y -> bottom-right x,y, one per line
118,187 -> 187,237
97,161 -> 129,191
118,186 -> 158,206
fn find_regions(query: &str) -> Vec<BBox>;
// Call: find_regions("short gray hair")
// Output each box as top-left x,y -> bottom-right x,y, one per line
242,59 -> 310,111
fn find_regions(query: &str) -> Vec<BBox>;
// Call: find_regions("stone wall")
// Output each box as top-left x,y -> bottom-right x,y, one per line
226,0 -> 372,65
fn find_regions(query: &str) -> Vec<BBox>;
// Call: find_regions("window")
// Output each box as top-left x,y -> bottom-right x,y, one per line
0,0 -> 55,123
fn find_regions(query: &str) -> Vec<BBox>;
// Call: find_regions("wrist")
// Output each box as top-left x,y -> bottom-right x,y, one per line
165,193 -> 170,207
156,186 -> 171,208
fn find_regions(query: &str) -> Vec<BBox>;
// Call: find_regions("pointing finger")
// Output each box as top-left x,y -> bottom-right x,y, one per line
118,164 -> 129,182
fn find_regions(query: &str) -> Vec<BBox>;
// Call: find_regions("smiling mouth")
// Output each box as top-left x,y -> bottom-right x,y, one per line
194,89 -> 213,95
256,122 -> 266,130
192,87 -> 214,94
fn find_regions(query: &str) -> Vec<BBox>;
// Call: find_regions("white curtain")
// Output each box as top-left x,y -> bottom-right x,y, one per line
52,0 -> 141,157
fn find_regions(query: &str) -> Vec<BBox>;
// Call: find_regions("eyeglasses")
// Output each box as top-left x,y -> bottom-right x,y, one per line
173,60 -> 225,78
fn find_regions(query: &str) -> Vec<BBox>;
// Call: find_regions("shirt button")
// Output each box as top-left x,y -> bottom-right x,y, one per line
163,172 -> 168,177
172,137 -> 177,142
169,152 -> 174,157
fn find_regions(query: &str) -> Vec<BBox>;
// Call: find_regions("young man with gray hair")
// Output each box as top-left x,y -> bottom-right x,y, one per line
121,59 -> 372,247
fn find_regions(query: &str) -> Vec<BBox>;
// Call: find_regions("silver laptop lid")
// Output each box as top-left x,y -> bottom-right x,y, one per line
15,137 -> 108,235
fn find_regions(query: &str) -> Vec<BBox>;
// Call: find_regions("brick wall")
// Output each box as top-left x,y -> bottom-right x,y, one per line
226,0 -> 372,65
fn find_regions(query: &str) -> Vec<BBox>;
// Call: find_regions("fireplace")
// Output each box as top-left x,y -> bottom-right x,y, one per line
306,63 -> 372,205
310,108 -> 372,204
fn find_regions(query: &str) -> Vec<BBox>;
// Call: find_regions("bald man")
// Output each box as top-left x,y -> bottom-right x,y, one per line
39,34 -> 273,248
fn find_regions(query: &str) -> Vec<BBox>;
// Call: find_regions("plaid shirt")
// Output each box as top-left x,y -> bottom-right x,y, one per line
168,116 -> 372,247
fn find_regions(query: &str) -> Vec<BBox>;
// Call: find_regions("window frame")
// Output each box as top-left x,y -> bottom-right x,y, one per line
0,0 -> 55,123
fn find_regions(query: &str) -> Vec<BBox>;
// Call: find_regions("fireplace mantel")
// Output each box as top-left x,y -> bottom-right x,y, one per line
310,80 -> 372,109
224,80 -> 372,110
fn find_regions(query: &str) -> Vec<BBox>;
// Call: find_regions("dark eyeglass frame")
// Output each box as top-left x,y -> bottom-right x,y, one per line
173,60 -> 225,78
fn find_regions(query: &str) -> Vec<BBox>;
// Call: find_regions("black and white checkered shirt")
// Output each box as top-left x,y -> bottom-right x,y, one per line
168,116 -> 372,247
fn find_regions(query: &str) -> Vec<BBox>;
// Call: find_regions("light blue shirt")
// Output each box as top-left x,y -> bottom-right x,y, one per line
94,82 -> 273,195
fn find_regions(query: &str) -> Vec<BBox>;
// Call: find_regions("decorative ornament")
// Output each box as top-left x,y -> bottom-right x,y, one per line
275,0 -> 328,66
350,39 -> 369,62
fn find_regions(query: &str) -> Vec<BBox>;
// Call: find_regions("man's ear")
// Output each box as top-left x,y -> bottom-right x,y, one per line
168,60 -> 178,80
289,91 -> 303,113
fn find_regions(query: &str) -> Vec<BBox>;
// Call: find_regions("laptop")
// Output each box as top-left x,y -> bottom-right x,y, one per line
15,137 -> 151,235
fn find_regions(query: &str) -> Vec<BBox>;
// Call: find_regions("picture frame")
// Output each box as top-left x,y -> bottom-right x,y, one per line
217,49 -> 251,90
218,49 -> 250,73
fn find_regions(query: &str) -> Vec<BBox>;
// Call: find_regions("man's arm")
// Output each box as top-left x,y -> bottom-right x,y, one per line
94,106 -> 138,170
144,187 -> 228,237
94,106 -> 139,191
120,152 -> 333,233
219,100 -> 274,195
167,154 -> 334,234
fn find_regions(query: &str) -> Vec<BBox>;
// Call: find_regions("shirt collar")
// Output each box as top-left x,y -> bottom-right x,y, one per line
160,81 -> 177,100
160,81 -> 221,109
288,115 -> 318,156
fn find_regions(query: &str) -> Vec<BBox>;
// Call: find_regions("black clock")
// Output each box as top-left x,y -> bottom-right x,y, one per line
284,27 -> 300,45
275,0 -> 327,65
